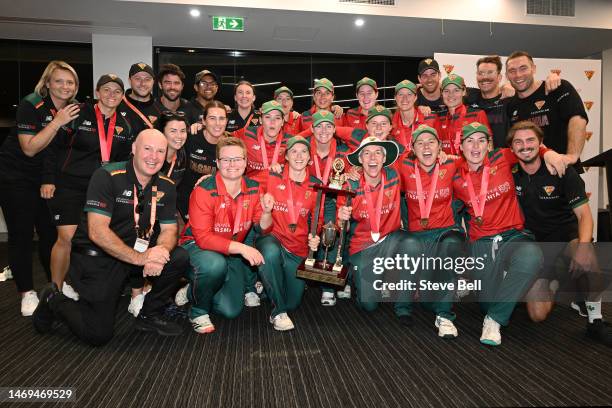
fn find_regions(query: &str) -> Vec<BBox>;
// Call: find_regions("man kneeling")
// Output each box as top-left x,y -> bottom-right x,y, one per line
32,129 -> 188,345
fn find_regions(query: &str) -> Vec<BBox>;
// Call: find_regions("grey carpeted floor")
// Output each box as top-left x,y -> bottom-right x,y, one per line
0,244 -> 611,408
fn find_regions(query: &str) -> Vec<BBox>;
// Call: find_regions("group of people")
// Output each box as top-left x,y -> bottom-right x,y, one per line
0,50 -> 610,348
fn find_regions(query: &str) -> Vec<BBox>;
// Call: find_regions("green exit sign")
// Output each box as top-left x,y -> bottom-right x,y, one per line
212,16 -> 244,32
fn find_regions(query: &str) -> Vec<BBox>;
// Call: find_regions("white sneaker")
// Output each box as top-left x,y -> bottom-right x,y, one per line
62,282 -> 79,301
0,266 -> 13,282
321,292 -> 336,306
255,281 -> 264,295
435,316 -> 458,339
455,278 -> 470,299
336,285 -> 351,299
190,314 -> 215,334
175,285 -> 189,306
21,290 -> 39,317
244,292 -> 260,307
480,315 -> 501,346
128,293 -> 145,317
270,312 -> 295,331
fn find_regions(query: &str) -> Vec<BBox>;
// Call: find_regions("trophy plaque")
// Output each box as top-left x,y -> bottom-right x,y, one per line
296,164 -> 355,286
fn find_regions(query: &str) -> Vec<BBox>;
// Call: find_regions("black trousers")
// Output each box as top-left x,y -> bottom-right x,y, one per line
0,179 -> 56,292
50,247 -> 188,346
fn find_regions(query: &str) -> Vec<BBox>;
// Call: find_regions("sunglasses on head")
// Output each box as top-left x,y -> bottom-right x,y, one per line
162,110 -> 186,119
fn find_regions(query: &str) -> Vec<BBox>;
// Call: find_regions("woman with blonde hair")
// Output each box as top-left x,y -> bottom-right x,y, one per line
0,60 -> 81,317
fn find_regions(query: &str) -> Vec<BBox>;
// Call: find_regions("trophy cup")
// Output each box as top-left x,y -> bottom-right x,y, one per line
297,159 -> 355,286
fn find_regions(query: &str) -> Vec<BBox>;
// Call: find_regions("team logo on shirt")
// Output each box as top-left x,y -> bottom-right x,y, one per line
253,144 -> 261,150
439,169 -> 447,179
243,200 -> 250,209
443,64 -> 454,74
584,101 -> 594,111
122,189 -> 133,197
277,184 -> 286,190
550,69 -> 561,75
148,115 -> 158,124
534,101 -> 546,110
120,111 -> 127,117
543,186 -> 555,196
155,191 -> 165,200
304,191 -> 311,200
83,120 -> 92,126
45,115 -> 53,121
489,166 -> 497,175
115,126 -> 123,134
220,203 -> 226,209
585,70 -> 595,80
385,189 -> 393,198
251,118 -> 259,125
586,131 -> 593,141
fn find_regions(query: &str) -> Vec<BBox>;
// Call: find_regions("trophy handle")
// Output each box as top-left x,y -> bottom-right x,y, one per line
334,195 -> 352,268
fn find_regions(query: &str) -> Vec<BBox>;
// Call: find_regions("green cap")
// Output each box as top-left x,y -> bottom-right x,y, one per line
312,110 -> 335,128
394,79 -> 417,94
313,78 -> 334,93
356,76 -> 377,92
461,122 -> 490,141
441,73 -> 465,90
260,100 -> 284,115
366,105 -> 392,123
347,136 -> 399,168
286,135 -> 311,153
274,86 -> 293,98
411,124 -> 439,145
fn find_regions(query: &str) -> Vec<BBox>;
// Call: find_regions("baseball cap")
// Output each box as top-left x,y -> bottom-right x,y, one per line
461,122 -> 490,141
260,100 -> 284,115
441,73 -> 465,90
313,78 -> 334,93
274,86 -> 293,98
366,105 -> 392,123
356,77 -> 378,92
96,74 -> 124,92
128,62 -> 154,79
312,110 -> 335,127
195,69 -> 220,85
418,58 -> 440,75
286,135 -> 310,153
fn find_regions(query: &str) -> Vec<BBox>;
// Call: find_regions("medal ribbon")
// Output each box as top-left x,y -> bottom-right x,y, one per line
259,131 -> 283,169
312,138 -> 336,184
448,104 -> 467,156
414,163 -> 440,223
227,193 -> 244,237
95,104 -> 117,163
465,165 -> 490,222
133,185 -> 158,238
364,173 -> 385,237
166,156 -> 176,178
121,95 -> 154,128
286,172 -> 304,230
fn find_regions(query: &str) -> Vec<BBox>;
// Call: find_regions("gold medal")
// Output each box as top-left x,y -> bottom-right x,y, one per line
475,216 -> 483,226
289,224 -> 297,232
420,218 -> 429,228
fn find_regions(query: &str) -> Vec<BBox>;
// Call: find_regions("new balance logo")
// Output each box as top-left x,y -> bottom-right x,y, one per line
83,120 -> 92,126
122,190 -> 133,197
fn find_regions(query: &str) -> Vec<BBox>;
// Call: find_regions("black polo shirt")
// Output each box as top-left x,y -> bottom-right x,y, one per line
153,97 -> 198,127
465,88 -> 510,149
513,161 -> 588,242
119,90 -> 165,134
177,131 -> 218,217
416,89 -> 446,114
226,108 -> 261,133
506,80 -> 588,156
51,101 -> 135,190
72,158 -> 177,251
0,92 -> 75,185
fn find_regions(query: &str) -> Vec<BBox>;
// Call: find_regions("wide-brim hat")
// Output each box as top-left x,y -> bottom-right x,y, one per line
347,136 -> 399,168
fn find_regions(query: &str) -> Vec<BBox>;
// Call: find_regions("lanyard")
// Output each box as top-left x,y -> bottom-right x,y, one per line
122,95 -> 154,129
414,163 -> 440,228
364,173 -> 385,242
166,156 -> 176,178
133,185 -> 157,238
259,132 -> 283,169
95,104 -> 117,164
312,138 -> 336,184
465,165 -> 490,225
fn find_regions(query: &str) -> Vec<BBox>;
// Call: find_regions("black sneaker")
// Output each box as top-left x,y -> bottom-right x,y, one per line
586,319 -> 612,347
398,315 -> 414,327
135,314 -> 183,336
32,283 -> 59,334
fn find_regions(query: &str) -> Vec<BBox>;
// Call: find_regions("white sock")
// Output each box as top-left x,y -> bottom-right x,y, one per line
585,301 -> 603,323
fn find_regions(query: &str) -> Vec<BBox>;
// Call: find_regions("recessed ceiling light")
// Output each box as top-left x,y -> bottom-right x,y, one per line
190,9 -> 201,18
187,49 -> 196,53
355,18 -> 365,27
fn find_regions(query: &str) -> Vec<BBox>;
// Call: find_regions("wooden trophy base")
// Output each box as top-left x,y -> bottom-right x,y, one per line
296,258 -> 348,287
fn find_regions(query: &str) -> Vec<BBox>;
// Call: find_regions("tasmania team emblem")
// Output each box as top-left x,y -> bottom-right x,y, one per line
148,115 -> 158,124
534,101 -> 546,110
584,101 -> 594,111
138,63 -> 147,70
587,192 -> 592,199
155,191 -> 165,200
586,131 -> 593,141
443,64 -> 454,74
585,70 -> 595,80
489,166 -> 497,175
439,169 -> 447,179
543,186 -> 555,196
115,126 -> 123,134
550,69 -> 561,76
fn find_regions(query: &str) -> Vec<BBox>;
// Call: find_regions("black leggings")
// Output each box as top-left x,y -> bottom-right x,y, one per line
0,180 -> 56,292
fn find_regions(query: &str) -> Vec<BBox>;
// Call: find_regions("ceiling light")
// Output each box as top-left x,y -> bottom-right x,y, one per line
355,18 -> 365,27
187,49 -> 195,53
190,9 -> 201,18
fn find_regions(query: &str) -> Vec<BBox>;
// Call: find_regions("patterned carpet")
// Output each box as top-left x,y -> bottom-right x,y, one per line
0,245 -> 611,407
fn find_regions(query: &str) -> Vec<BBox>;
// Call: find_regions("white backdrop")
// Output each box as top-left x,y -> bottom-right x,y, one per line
435,52 -> 602,239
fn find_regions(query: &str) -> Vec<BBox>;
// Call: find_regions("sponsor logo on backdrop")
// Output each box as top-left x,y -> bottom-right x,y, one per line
584,101 -> 594,111
586,131 -> 593,141
444,64 -> 454,74
585,70 -> 595,80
